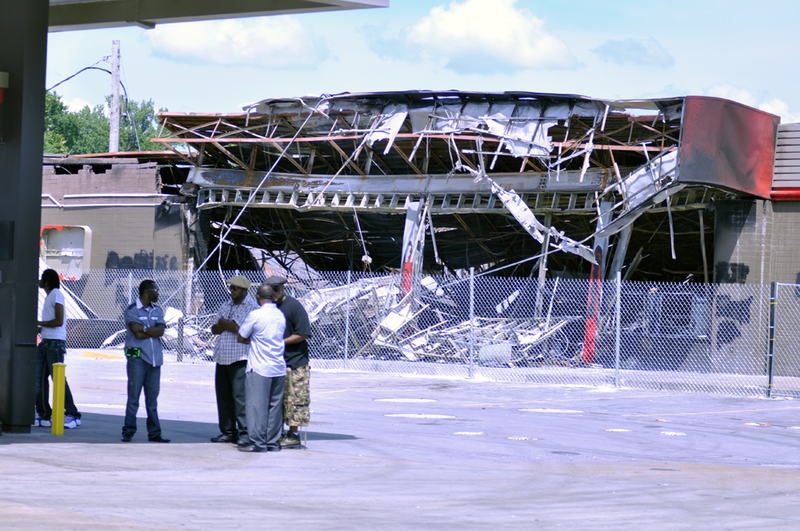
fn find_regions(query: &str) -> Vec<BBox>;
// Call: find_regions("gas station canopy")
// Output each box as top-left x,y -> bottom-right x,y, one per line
48,0 -> 387,32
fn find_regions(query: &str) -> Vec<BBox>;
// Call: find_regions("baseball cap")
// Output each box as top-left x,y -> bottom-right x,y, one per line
227,275 -> 251,289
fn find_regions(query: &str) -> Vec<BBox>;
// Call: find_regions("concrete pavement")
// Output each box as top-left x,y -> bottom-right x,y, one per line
2,352 -> 800,529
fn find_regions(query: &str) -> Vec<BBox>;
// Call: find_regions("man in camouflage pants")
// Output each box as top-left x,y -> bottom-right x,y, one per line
265,276 -> 311,447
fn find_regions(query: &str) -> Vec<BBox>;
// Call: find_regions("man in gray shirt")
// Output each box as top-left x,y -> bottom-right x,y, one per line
121,279 -> 169,443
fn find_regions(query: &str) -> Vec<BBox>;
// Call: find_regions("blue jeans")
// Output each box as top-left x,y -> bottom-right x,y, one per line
35,339 -> 80,420
123,356 -> 162,438
245,372 -> 285,450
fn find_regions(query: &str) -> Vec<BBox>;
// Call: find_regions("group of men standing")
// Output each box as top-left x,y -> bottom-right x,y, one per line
210,275 -> 311,452
34,268 -> 310,450
118,274 -> 309,448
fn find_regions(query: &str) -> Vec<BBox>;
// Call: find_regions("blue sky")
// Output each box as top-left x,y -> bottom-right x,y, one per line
46,0 -> 800,122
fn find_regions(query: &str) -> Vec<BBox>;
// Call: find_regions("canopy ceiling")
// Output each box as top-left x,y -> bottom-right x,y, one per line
48,0 -> 387,32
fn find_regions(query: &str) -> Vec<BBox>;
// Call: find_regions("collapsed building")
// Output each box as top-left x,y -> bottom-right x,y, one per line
152,91 -> 796,285
37,91 -> 800,373
143,91 -> 800,373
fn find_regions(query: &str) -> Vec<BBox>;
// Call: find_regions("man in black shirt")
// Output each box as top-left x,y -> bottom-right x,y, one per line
265,276 -> 311,448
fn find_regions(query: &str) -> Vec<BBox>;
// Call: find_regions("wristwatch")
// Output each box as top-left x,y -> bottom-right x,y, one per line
143,326 -> 148,334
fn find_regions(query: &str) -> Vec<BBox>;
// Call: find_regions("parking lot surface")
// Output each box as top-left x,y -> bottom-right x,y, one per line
2,353 -> 800,530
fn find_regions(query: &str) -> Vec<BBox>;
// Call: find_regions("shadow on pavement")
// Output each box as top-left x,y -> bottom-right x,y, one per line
0,412 -> 357,445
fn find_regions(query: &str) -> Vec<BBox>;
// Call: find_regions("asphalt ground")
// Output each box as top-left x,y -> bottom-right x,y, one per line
2,352 -> 800,530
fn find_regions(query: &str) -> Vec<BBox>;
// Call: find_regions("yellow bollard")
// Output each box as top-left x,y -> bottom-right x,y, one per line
51,363 -> 65,436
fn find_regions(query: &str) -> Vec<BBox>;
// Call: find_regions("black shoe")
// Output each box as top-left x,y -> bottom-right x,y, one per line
238,444 -> 264,453
236,436 -> 251,447
121,433 -> 133,442
149,435 -> 170,443
210,433 -> 236,443
267,445 -> 281,452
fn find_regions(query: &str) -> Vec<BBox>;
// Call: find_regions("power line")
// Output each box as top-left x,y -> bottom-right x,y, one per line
47,60 -> 142,151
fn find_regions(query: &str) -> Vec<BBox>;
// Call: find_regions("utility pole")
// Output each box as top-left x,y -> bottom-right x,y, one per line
109,40 -> 120,153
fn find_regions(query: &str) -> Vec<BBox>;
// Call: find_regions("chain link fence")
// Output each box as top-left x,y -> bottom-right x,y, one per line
771,283 -> 800,397
50,268 -> 800,397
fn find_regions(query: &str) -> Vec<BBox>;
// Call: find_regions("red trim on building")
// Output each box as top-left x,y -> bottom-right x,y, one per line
770,189 -> 800,201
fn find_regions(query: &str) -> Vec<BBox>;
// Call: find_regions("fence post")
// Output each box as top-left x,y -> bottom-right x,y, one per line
767,281 -> 777,398
534,213 -> 552,318
615,271 -> 621,387
127,272 -> 133,305
344,270 -> 351,370
177,317 -> 184,362
185,258 -> 194,318
468,267 -> 475,378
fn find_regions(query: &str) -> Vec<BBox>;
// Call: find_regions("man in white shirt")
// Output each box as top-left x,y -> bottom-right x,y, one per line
237,284 -> 287,452
35,269 -> 81,429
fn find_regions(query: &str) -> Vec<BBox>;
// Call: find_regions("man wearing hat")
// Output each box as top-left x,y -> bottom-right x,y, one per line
265,275 -> 311,448
209,275 -> 258,445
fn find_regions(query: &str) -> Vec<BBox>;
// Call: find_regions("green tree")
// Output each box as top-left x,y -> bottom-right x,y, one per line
114,97 -> 168,152
43,130 -> 67,154
43,91 -> 68,153
63,104 -> 111,154
43,90 -> 168,154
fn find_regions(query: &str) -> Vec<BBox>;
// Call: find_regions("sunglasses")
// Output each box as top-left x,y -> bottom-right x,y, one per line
229,285 -> 243,292
146,288 -> 159,293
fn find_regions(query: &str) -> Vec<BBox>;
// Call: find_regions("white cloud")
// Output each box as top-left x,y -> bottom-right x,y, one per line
147,17 -> 325,69
706,84 -> 758,107
66,97 -> 95,112
759,98 -> 800,124
706,84 -> 800,123
405,0 -> 577,74
592,37 -> 674,68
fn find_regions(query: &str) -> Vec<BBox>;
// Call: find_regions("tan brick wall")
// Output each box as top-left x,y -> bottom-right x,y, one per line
40,206 -> 185,270
42,162 -> 159,200
712,199 -> 800,377
40,161 -> 186,271
767,202 -> 800,285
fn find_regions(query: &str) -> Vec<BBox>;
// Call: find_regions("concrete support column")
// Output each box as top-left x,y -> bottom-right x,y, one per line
0,0 -> 49,433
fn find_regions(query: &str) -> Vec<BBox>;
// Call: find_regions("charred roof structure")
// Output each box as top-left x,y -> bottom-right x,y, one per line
154,91 -> 781,282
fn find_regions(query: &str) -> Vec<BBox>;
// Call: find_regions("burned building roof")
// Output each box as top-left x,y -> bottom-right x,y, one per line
153,90 -> 780,281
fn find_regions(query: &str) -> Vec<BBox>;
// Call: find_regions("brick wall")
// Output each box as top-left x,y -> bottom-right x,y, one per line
40,206 -> 185,270
715,199 -> 800,285
40,162 -> 186,271
766,202 -> 800,284
712,199 -> 800,377
42,162 -> 160,200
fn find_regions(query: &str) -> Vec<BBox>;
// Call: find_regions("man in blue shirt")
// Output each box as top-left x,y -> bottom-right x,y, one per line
121,279 -> 170,443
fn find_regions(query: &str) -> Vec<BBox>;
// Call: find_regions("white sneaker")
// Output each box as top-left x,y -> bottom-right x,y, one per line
75,417 -> 82,426
64,415 -> 78,429
39,418 -> 52,428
